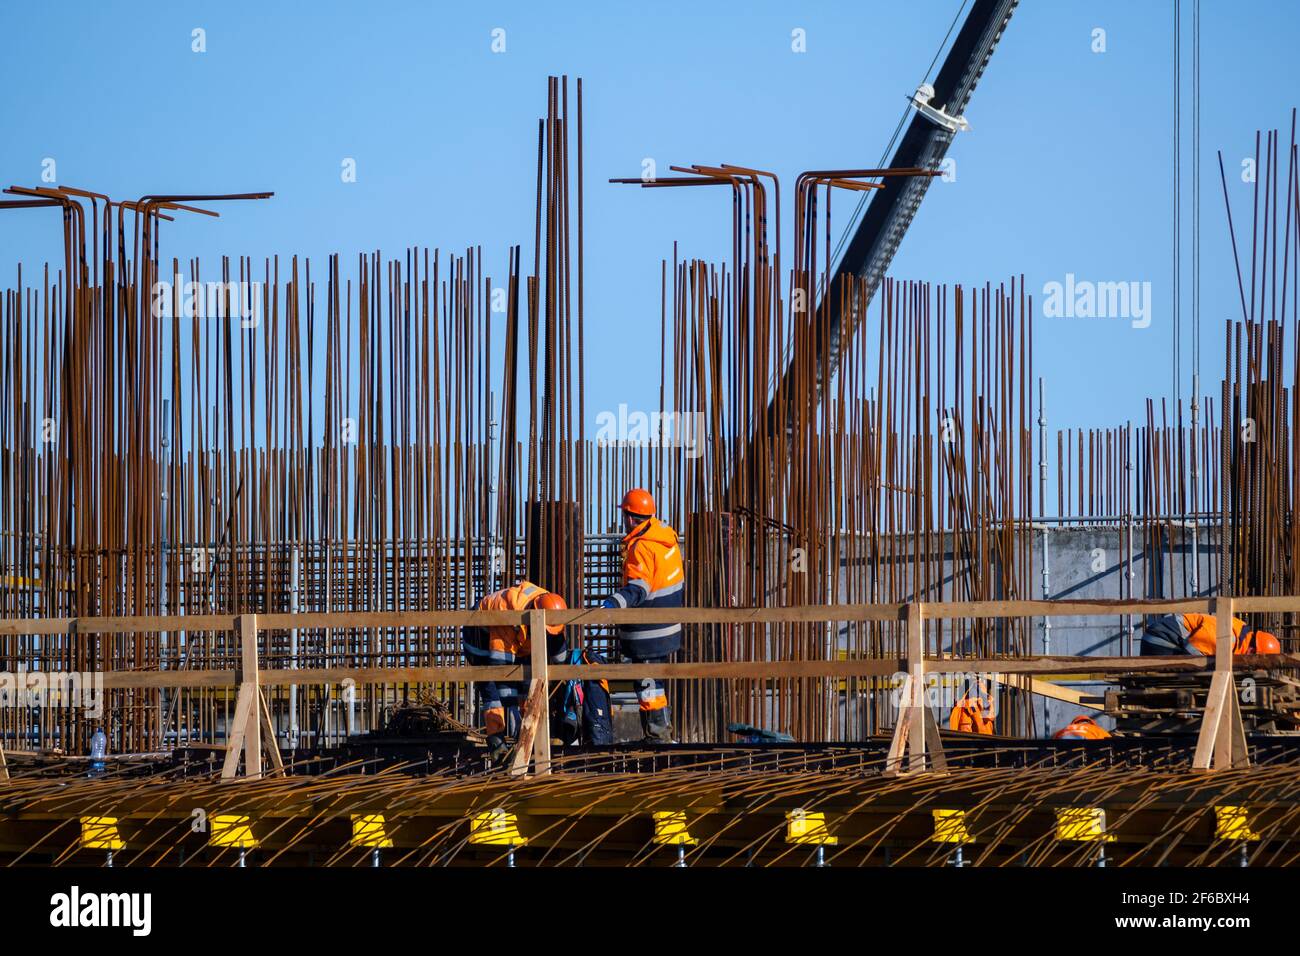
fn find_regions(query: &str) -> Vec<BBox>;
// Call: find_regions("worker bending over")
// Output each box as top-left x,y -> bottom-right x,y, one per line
462,580 -> 568,762
1053,715 -> 1110,739
599,488 -> 684,743
1141,612 -> 1281,657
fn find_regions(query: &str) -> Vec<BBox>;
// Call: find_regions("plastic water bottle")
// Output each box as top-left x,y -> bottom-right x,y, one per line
89,728 -> 107,775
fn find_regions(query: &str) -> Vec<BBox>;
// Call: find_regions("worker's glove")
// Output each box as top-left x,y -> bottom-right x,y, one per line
601,598 -> 618,610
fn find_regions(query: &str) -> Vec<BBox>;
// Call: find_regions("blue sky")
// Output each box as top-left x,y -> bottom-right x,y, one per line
1,0 -> 1297,440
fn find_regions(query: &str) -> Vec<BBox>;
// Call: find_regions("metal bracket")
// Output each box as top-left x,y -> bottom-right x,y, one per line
910,84 -> 971,133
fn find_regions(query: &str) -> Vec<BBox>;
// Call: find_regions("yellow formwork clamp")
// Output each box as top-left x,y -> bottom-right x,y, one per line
1214,806 -> 1259,842
785,809 -> 837,846
350,814 -> 394,849
79,816 -> 124,851
1054,807 -> 1116,843
652,811 -> 697,847
932,809 -> 974,845
210,814 -> 259,849
469,808 -> 527,847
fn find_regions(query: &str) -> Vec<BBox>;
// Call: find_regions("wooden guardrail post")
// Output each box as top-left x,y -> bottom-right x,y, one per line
885,603 -> 947,776
221,614 -> 284,780
510,608 -> 551,777
1192,596 -> 1249,771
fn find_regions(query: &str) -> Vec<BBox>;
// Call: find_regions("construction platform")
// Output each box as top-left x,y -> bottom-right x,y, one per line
2,735 -> 1297,867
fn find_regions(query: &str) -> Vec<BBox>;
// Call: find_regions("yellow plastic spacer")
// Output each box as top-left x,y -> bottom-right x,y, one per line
785,809 -> 837,846
350,813 -> 394,849
652,811 -> 697,846
1214,806 -> 1259,842
932,809 -> 974,844
1055,807 -> 1116,843
79,816 -> 124,851
210,814 -> 259,849
469,808 -> 527,847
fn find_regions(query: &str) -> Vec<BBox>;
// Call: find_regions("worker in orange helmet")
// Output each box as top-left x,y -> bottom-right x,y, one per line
1053,715 -> 1111,740
948,687 -> 995,735
598,488 -> 684,743
462,581 -> 568,763
1141,612 -> 1282,657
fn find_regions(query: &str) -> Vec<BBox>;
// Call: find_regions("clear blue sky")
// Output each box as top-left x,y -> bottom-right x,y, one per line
1,0 -> 1297,442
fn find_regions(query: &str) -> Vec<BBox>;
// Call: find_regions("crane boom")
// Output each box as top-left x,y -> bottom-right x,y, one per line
765,0 -> 1019,438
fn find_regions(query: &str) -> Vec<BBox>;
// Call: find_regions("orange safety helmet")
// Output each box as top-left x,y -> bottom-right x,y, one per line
620,487 -> 655,519
1053,715 -> 1111,740
1237,629 -> 1282,654
531,592 -> 568,635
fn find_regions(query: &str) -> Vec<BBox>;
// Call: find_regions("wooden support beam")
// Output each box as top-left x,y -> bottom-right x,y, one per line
221,615 -> 266,781
994,675 -> 1104,711
1193,597 -> 1250,771
258,688 -> 285,776
509,679 -> 546,777
885,604 -> 947,776
0,738 -> 8,782
510,609 -> 552,777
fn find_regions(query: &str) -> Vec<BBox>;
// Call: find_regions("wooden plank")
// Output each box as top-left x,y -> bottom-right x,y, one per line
0,614 -> 236,636
8,593 -> 1300,637
86,652 -> 1264,692
883,674 -> 912,777
510,678 -> 547,778
258,690 -> 284,775
923,597 -> 1220,620
220,684 -> 256,780
907,603 -> 927,774
529,608 -> 551,775
1192,672 -> 1229,770
0,739 -> 8,782
997,675 -> 1104,710
1216,683 -> 1244,769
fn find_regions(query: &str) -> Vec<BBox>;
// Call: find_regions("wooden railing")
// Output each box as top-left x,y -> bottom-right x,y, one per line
2,596 -> 1296,780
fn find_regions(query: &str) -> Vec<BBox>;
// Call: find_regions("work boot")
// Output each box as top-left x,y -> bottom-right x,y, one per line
640,708 -> 675,744
486,734 -> 511,766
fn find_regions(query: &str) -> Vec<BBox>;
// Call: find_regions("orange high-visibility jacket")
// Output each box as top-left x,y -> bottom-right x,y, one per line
1180,613 -> 1279,656
948,695 -> 995,735
609,517 -> 685,658
469,581 -> 555,663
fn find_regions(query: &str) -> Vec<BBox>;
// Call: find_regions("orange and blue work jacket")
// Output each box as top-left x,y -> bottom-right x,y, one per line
608,517 -> 684,659
464,580 -> 565,664
1143,613 -> 1278,656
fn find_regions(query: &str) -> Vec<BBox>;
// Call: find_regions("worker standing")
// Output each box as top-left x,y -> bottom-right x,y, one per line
462,581 -> 568,763
599,488 -> 683,743
1141,612 -> 1282,657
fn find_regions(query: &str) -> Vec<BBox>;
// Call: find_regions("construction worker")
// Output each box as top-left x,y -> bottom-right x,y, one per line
462,580 -> 568,763
947,677 -> 995,734
1141,612 -> 1282,657
599,488 -> 683,743
948,693 -> 995,734
1053,715 -> 1111,740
